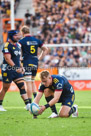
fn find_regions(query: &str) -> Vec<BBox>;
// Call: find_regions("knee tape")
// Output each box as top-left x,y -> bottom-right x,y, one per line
16,82 -> 26,95
24,76 -> 31,81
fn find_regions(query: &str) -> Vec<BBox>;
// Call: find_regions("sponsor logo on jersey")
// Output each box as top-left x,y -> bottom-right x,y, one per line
53,78 -> 59,84
57,83 -> 62,89
27,41 -> 38,45
3,73 -> 7,77
14,51 -> 21,56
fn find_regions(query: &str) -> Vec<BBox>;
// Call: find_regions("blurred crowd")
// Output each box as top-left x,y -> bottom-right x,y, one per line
0,0 -> 20,18
29,0 -> 90,68
38,46 -> 91,68
0,0 -> 91,67
31,0 -> 91,44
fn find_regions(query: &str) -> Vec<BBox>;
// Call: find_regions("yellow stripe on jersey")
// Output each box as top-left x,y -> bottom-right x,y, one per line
4,48 -> 8,50
28,64 -> 34,66
53,78 -> 59,84
4,42 -> 9,48
72,94 -> 75,102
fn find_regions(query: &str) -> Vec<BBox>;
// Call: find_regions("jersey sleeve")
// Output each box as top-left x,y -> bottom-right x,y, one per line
38,83 -> 45,92
55,81 -> 63,92
38,39 -> 43,48
18,39 -> 22,46
2,42 -> 11,54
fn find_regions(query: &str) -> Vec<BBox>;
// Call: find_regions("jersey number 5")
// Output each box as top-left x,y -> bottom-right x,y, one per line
30,45 -> 35,54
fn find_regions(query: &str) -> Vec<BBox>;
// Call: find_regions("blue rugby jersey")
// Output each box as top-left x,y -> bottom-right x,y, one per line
2,42 -> 21,68
19,35 -> 43,61
39,75 -> 74,96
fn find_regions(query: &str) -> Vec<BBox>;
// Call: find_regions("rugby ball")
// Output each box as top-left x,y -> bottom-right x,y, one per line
30,102 -> 40,115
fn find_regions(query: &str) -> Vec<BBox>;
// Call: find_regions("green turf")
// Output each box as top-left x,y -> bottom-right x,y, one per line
0,91 -> 91,136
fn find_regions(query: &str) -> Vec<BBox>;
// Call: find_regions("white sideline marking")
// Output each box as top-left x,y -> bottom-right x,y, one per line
56,106 -> 91,109
5,107 -> 24,109
4,106 -> 91,109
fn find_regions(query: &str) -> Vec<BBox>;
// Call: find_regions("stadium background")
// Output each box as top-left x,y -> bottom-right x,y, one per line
0,1 -> 91,136
0,0 -> 91,91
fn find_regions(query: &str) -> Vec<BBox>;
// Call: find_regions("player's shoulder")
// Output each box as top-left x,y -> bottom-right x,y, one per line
19,37 -> 25,42
38,83 -> 45,90
3,42 -> 11,50
4,42 -> 10,48
52,75 -> 62,84
52,75 -> 63,89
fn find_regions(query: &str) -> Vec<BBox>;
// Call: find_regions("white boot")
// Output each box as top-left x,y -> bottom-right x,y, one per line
72,105 -> 78,117
48,112 -> 58,118
0,105 -> 7,111
26,103 -> 30,111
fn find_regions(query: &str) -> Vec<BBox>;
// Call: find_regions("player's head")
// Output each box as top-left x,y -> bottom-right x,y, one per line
40,70 -> 52,87
20,25 -> 30,36
8,30 -> 20,42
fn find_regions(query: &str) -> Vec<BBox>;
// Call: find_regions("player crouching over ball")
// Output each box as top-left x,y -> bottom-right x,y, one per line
33,70 -> 78,118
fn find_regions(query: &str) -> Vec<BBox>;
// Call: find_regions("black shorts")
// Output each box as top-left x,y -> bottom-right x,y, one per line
2,70 -> 23,83
58,93 -> 75,107
23,59 -> 38,77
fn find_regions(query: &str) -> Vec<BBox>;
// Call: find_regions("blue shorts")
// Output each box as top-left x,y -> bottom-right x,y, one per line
2,70 -> 23,83
58,92 -> 75,107
23,59 -> 38,77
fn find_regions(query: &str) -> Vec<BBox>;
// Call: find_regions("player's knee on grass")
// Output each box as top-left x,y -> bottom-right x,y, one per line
59,106 -> 71,118
44,89 -> 53,97
59,112 -> 69,117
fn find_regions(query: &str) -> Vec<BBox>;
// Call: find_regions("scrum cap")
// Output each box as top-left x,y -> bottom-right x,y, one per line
8,30 -> 19,42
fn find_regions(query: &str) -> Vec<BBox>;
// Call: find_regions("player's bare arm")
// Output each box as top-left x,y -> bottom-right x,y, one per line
38,46 -> 48,61
48,91 -> 62,106
38,91 -> 62,115
33,92 -> 43,104
4,54 -> 22,73
4,54 -> 15,66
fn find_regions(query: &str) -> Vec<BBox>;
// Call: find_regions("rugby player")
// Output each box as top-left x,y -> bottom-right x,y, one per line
34,70 -> 78,118
0,30 -> 30,111
19,26 -> 48,104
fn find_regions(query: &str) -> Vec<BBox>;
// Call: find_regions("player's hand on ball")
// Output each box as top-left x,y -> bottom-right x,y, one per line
38,105 -> 46,115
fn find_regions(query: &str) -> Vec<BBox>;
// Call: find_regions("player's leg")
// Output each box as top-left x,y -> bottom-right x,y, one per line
59,105 -> 71,117
0,82 -> 11,111
14,77 -> 30,110
44,88 -> 58,118
59,105 -> 77,117
31,76 -> 37,98
24,76 -> 32,103
59,94 -> 78,117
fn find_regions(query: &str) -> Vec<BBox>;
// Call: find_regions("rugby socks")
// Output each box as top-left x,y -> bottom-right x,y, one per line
0,100 -> 3,105
69,106 -> 76,116
33,92 -> 37,98
45,96 -> 58,114
24,99 -> 30,105
28,98 -> 32,103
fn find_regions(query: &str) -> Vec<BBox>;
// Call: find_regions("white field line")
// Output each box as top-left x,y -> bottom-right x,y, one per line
4,106 -> 91,109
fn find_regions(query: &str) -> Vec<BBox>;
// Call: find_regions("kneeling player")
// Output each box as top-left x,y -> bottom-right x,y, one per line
34,70 -> 78,118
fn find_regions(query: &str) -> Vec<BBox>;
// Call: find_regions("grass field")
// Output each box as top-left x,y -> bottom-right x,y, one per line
0,91 -> 91,136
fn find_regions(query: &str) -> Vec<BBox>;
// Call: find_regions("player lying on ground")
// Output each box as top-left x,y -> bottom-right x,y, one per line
0,30 -> 30,111
34,70 -> 78,118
